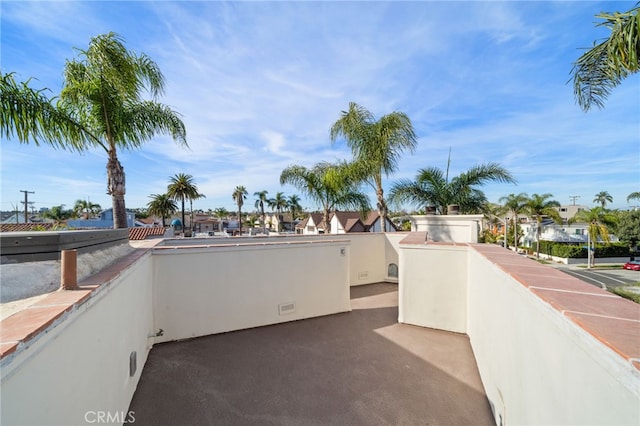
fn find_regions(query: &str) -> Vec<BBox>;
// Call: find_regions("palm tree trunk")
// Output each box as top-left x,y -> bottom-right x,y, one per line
323,208 -> 331,234
377,187 -> 387,232
107,152 -> 127,229
181,197 -> 185,235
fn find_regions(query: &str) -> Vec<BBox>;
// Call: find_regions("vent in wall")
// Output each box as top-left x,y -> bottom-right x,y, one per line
279,302 -> 296,315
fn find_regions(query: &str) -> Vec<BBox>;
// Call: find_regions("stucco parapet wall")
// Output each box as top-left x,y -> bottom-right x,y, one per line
399,232 -> 640,372
471,243 -> 640,373
153,238 -> 351,251
399,231 -> 469,247
0,239 -> 162,362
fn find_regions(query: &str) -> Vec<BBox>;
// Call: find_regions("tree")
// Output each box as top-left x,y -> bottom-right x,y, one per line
73,199 -> 101,219
593,191 -> 613,208
42,205 -> 71,224
627,192 -> 640,203
147,193 -> 177,227
287,194 -> 302,233
268,191 -> 288,232
570,207 -> 618,267
330,102 -> 417,232
60,32 -> 187,228
1,72 -> 94,149
167,173 -> 201,234
254,190 -> 269,234
571,5 -> 640,111
616,209 -> 640,250
525,193 -> 562,259
232,186 -> 248,236
499,193 -> 529,250
389,161 -> 516,215
280,161 -> 370,234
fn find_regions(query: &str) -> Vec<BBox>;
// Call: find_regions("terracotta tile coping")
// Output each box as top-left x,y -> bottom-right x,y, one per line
0,244 -> 157,360
471,243 -> 640,370
0,238 -> 348,361
399,234 -> 640,370
152,238 -> 351,251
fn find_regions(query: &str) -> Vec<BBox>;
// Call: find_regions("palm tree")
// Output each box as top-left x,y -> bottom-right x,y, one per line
42,205 -> 71,225
1,72 -> 92,150
73,199 -> 101,219
232,186 -> 248,236
627,192 -> 640,203
287,194 -> 302,233
212,207 -> 229,232
167,173 -> 201,235
389,161 -> 516,215
254,190 -> 269,234
188,191 -> 206,232
330,102 -> 417,232
280,161 -> 370,234
147,193 -> 177,227
570,207 -> 618,267
525,193 -> 562,259
60,32 -> 187,228
268,191 -> 288,232
499,193 -> 529,250
593,191 -> 613,208
571,5 -> 640,111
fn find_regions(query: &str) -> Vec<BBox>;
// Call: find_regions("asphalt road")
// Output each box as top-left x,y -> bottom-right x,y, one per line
553,265 -> 640,290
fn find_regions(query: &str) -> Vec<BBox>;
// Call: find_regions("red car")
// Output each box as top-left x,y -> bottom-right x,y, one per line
623,261 -> 640,271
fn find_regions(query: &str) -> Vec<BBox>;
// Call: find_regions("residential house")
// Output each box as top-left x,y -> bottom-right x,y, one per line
300,211 -> 398,235
67,208 -> 135,228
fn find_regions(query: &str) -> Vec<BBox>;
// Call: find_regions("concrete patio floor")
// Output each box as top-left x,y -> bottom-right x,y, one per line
127,283 -> 494,425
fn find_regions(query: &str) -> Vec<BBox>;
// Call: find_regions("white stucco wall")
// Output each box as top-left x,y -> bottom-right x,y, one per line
466,247 -> 640,426
152,240 -> 351,342
398,244 -> 468,333
410,215 -> 482,243
1,253 -> 154,426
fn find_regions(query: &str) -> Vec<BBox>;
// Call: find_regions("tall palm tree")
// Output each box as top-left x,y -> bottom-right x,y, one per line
73,199 -> 101,219
499,192 -> 529,250
268,191 -> 288,232
330,102 -> 417,232
571,5 -> 640,111
593,191 -> 613,208
390,162 -> 516,215
232,185 -> 248,236
570,207 -> 618,267
287,194 -> 302,233
280,161 -> 370,234
525,193 -> 562,259
167,173 -> 201,234
60,32 -> 187,228
188,191 -> 206,232
254,190 -> 269,233
147,193 -> 177,227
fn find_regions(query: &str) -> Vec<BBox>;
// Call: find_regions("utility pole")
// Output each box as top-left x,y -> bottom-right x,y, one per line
569,195 -> 580,206
20,190 -> 34,223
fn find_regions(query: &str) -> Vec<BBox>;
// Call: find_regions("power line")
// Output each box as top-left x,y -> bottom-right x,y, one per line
19,190 -> 35,223
569,195 -> 580,206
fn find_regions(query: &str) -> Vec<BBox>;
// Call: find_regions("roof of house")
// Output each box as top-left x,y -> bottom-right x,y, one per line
297,213 -> 324,229
331,211 -> 398,232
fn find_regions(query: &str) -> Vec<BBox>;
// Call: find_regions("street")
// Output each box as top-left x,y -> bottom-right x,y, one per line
552,264 -> 640,290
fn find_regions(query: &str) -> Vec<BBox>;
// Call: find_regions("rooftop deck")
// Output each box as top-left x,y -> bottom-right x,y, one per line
128,283 -> 494,425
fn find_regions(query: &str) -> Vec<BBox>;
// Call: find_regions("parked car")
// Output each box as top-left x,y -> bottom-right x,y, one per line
623,261 -> 640,271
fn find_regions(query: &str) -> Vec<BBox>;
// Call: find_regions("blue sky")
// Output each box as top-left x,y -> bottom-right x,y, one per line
1,1 -> 638,215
